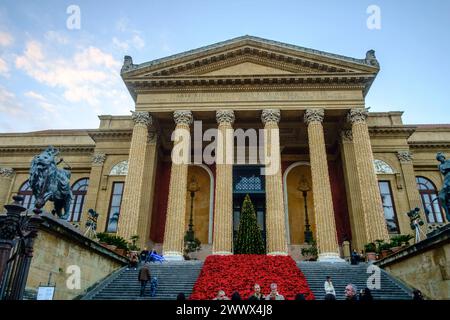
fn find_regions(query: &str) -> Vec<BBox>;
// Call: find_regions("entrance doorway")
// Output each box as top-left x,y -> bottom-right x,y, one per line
232,165 -> 266,251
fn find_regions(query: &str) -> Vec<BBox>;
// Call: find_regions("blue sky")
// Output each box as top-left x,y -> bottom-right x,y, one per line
0,0 -> 449,132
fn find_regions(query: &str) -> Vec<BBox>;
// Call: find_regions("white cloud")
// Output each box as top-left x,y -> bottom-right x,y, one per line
15,40 -> 130,111
131,34 -> 145,49
0,57 -> 9,76
113,37 -> 129,51
25,91 -> 46,101
45,31 -> 69,45
113,17 -> 146,51
0,86 -> 24,116
0,31 -> 13,47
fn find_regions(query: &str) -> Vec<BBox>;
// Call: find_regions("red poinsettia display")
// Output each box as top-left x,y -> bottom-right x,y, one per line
189,255 -> 315,300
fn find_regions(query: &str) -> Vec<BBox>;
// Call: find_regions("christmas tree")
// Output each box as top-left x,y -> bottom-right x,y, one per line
235,194 -> 265,254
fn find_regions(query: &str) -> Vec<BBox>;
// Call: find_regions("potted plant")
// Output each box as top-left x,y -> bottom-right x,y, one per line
96,232 -> 111,247
364,242 -> 377,261
389,238 -> 402,253
399,234 -> 414,248
379,242 -> 393,258
301,241 -> 318,261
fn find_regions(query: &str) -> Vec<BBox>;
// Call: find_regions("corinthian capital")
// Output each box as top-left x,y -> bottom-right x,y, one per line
92,153 -> 106,165
216,110 -> 235,125
340,129 -> 353,142
347,108 -> 369,124
397,151 -> 413,163
0,167 -> 15,178
304,108 -> 324,124
261,109 -> 281,125
131,111 -> 152,127
174,110 -> 193,126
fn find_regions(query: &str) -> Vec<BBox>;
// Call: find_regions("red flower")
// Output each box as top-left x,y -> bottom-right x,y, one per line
189,255 -> 315,300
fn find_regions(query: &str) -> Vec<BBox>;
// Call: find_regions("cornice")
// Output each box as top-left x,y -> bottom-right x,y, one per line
128,73 -> 374,94
87,129 -> 133,142
0,145 -> 94,154
368,126 -> 417,139
408,141 -> 450,149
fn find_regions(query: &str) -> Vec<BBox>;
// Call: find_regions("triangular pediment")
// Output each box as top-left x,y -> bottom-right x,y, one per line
121,36 -> 380,99
121,35 -> 379,79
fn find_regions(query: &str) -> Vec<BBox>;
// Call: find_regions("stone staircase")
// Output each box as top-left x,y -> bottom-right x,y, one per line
82,261 -> 203,300
297,261 -> 413,300
82,260 -> 413,300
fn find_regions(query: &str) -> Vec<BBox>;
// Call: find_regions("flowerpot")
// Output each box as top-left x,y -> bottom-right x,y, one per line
381,250 -> 391,258
115,248 -> 126,256
391,246 -> 402,253
106,245 -> 117,251
366,252 -> 377,261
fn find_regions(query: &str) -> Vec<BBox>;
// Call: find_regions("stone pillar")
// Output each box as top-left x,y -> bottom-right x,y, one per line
340,130 -> 368,251
304,109 -> 342,261
397,151 -> 422,210
348,109 -> 389,242
262,109 -> 288,255
0,168 -> 15,212
397,151 -> 425,231
136,131 -> 159,249
212,110 -> 234,255
163,110 -> 193,260
117,111 -> 152,241
80,153 -> 106,231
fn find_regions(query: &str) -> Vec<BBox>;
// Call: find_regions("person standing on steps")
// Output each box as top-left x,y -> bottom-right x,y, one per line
324,276 -> 336,299
138,262 -> 151,297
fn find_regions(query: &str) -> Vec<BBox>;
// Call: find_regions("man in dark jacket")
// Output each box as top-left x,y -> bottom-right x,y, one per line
138,263 -> 151,296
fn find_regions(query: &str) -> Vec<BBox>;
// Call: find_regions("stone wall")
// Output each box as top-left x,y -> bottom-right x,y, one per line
376,226 -> 449,300
24,212 -> 127,300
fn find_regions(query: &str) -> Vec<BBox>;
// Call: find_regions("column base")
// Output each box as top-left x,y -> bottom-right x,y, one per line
318,252 -> 346,263
267,251 -> 288,256
163,252 -> 184,261
212,251 -> 233,255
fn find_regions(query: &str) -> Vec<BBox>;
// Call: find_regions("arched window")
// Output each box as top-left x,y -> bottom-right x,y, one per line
18,180 -> 35,209
416,177 -> 444,223
374,160 -> 395,174
110,161 -> 128,176
67,178 -> 89,222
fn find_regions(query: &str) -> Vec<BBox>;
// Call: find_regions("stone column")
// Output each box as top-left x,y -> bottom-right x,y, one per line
136,131 -> 159,249
0,168 -> 15,211
397,151 -> 422,210
117,111 -> 152,241
163,110 -> 193,260
212,110 -> 234,255
262,109 -> 288,255
304,109 -> 342,261
80,153 -> 106,231
340,130 -> 368,251
348,109 -> 389,242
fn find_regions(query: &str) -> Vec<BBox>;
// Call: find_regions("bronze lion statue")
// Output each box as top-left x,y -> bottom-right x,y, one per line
29,146 -> 73,219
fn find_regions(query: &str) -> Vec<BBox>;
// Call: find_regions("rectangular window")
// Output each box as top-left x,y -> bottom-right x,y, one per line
378,181 -> 399,234
106,182 -> 124,233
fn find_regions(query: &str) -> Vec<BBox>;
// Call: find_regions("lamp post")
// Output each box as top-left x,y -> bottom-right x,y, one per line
186,176 -> 200,242
298,176 -> 313,244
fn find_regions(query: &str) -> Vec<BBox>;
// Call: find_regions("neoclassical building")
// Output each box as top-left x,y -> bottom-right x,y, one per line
0,36 -> 449,261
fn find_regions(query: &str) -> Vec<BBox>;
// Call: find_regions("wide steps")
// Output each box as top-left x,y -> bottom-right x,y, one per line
83,261 -> 203,300
297,261 -> 412,300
